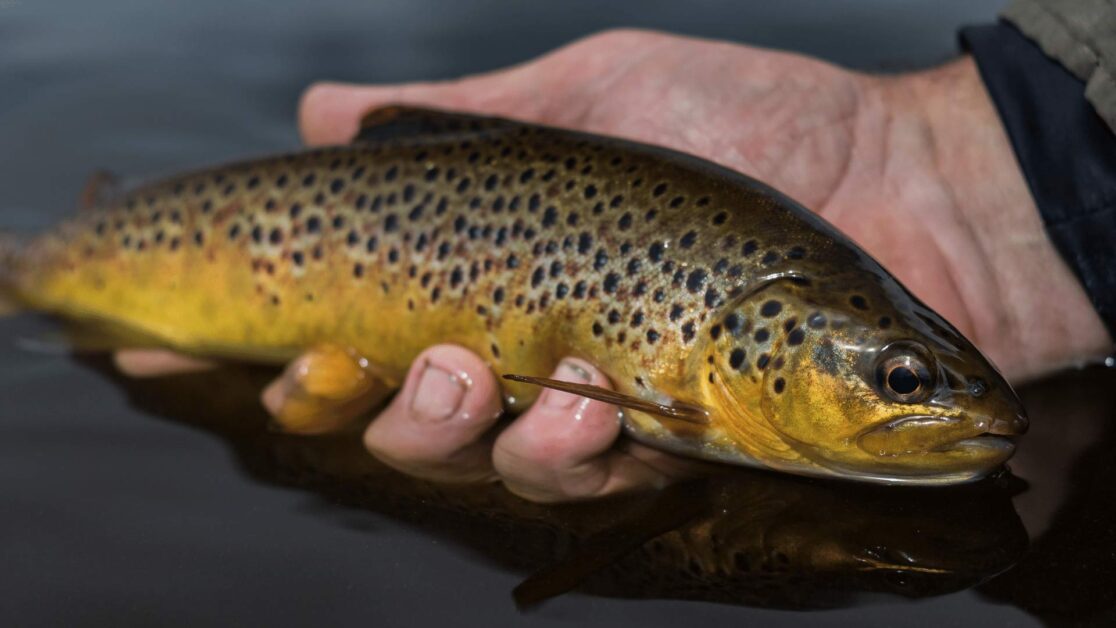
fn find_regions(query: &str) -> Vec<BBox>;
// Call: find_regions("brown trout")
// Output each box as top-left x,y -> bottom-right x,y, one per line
0,106 -> 1028,484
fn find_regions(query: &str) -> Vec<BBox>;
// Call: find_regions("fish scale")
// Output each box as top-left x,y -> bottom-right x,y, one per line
0,106 -> 1028,484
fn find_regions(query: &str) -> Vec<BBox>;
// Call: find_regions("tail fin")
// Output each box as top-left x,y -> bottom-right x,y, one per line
0,231 -> 26,315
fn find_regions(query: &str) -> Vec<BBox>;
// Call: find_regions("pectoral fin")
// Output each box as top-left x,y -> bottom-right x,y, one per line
502,374 -> 709,425
265,344 -> 391,435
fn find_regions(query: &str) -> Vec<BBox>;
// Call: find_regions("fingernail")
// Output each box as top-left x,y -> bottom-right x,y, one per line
410,363 -> 466,423
543,361 -> 591,409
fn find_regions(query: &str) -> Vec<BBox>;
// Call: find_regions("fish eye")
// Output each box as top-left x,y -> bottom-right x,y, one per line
875,345 -> 935,403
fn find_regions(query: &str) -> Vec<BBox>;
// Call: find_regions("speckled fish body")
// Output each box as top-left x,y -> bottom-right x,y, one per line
1,107 -> 1028,484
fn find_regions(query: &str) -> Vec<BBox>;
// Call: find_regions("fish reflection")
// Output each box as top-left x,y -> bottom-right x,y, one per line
79,356 -> 1027,610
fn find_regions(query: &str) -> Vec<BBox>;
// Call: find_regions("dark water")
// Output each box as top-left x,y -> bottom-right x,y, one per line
2,1 -> 1114,626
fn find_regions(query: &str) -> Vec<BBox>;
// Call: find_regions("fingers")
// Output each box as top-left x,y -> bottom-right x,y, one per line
298,73 -> 544,147
113,349 -> 217,377
297,29 -> 661,146
362,345 -> 504,484
359,348 -> 701,501
492,359 -> 699,503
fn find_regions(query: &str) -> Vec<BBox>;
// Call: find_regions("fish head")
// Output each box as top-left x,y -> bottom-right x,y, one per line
703,275 -> 1027,484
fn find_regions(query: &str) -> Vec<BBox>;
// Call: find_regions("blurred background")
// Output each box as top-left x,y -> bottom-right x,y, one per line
8,1 -> 1104,627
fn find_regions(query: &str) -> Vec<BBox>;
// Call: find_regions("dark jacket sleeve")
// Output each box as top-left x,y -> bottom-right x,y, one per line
1003,0 -> 1116,134
961,15 -> 1116,341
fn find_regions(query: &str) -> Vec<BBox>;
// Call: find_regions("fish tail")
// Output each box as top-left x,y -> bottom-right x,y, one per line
0,230 -> 26,314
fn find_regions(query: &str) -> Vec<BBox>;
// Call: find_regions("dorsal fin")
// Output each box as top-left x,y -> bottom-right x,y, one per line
353,105 -> 523,143
78,170 -> 122,211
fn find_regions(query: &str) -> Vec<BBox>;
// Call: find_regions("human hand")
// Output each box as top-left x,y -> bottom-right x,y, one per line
119,29 -> 1111,502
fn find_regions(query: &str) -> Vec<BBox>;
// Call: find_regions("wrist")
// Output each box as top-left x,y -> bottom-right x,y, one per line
877,57 -> 1111,381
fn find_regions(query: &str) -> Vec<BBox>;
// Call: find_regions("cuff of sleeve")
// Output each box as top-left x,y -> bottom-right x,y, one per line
961,21 -> 1116,341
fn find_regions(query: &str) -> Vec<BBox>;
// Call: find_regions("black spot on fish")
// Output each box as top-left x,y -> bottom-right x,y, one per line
710,324 -> 722,340
712,212 -> 728,225
627,258 -> 642,276
592,322 -> 604,336
648,242 -> 664,262
577,232 -> 593,254
742,240 -> 758,256
724,313 -> 744,335
729,348 -> 746,370
594,249 -> 609,270
542,206 -> 558,228
878,316 -> 892,329
850,295 -> 869,310
292,251 -> 305,266
330,179 -> 344,194
686,269 -> 708,292
761,251 -> 779,265
573,281 -> 587,299
760,300 -> 782,317
788,328 -> 805,346
754,328 -> 769,342
773,378 -> 785,393
608,309 -> 621,324
269,228 -> 282,245
681,322 -> 695,342
652,183 -> 667,197
383,214 -> 399,233
757,354 -> 770,369
227,224 -> 241,240
584,184 -> 597,199
646,329 -> 660,343
603,272 -> 620,294
787,246 -> 806,260
306,215 -> 321,233
680,231 -> 697,249
704,288 -> 721,308
618,213 -> 633,230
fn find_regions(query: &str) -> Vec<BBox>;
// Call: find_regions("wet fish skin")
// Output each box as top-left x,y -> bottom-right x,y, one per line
0,106 -> 1028,484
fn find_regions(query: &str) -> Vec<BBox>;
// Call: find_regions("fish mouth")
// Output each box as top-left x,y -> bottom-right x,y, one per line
856,414 -> 1022,459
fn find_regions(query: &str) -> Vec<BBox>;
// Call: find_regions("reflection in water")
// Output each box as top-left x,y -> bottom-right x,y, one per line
978,368 -> 1116,627
79,355 -> 1028,611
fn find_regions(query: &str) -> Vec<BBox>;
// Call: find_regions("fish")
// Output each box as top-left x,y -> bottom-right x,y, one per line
0,105 -> 1028,484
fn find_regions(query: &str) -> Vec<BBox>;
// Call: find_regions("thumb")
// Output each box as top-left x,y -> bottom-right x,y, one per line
296,29 -> 657,146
